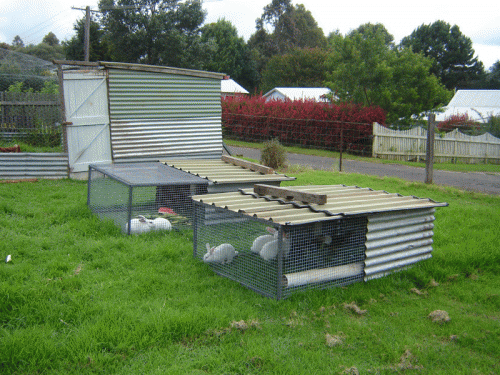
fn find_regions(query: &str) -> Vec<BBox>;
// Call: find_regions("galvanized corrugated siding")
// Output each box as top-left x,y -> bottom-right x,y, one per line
364,208 -> 436,281
0,153 -> 69,179
107,69 -> 221,119
110,117 -> 222,160
107,68 -> 222,160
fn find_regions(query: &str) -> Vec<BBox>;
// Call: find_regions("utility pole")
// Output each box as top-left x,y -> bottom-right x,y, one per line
72,6 -> 99,62
84,6 -> 90,61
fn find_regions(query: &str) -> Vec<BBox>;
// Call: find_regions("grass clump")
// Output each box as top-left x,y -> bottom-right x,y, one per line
260,138 -> 287,169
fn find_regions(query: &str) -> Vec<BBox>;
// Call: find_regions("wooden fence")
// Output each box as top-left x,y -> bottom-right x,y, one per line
372,122 -> 500,164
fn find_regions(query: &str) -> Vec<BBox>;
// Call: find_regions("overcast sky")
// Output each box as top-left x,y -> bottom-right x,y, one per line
1,0 -> 499,69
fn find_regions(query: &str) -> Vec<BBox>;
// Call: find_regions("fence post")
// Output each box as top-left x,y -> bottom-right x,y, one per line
339,123 -> 343,172
425,114 -> 435,184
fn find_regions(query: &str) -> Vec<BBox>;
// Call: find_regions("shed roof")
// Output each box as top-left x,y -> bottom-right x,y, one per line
192,185 -> 447,225
448,90 -> 500,107
263,87 -> 331,102
221,79 -> 249,94
54,60 -> 226,80
161,157 -> 295,185
436,90 -> 500,122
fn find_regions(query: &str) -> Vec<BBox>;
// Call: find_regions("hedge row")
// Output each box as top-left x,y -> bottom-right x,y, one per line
221,95 -> 386,154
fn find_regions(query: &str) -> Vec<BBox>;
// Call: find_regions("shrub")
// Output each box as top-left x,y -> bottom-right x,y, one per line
438,113 -> 480,135
222,95 -> 385,155
260,138 -> 287,170
481,115 -> 500,138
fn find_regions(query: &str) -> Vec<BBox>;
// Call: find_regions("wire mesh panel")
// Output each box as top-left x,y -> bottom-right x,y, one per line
193,201 -> 367,299
88,162 -> 208,234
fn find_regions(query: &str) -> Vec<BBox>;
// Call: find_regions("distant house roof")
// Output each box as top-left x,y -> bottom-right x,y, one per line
436,90 -> 500,123
221,79 -> 249,96
263,87 -> 331,102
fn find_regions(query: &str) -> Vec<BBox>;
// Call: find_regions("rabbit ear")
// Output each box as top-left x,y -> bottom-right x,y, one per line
138,215 -> 147,223
266,227 -> 277,234
206,243 -> 211,251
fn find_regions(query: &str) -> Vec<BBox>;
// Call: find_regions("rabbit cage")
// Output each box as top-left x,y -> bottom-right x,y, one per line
87,162 -> 209,234
192,184 -> 448,299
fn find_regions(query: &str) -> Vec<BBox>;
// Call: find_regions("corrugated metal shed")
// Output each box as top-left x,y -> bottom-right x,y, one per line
192,185 -> 447,225
161,157 -> 295,192
55,61 -> 227,166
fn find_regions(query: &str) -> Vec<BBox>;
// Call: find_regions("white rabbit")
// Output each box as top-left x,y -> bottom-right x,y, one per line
126,215 -> 155,234
203,243 -> 238,264
152,217 -> 172,231
260,233 -> 290,261
251,227 -> 278,254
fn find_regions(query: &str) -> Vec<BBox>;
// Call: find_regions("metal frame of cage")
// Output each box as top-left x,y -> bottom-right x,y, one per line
193,202 -> 367,299
192,184 -> 447,299
87,162 -> 209,234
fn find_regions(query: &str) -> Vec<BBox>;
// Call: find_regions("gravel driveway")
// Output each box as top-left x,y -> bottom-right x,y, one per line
227,145 -> 500,196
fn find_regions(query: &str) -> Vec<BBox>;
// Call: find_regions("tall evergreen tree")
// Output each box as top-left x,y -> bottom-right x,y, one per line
248,0 -> 326,88
98,0 -> 207,69
325,27 -> 452,123
400,20 -> 485,89
201,19 -> 258,91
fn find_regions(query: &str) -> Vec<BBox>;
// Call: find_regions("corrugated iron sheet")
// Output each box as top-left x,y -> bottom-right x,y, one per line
0,153 -> 69,179
107,69 -> 221,120
364,208 -> 436,281
110,117 -> 222,160
106,68 -> 223,161
192,185 -> 447,225
162,159 -> 295,185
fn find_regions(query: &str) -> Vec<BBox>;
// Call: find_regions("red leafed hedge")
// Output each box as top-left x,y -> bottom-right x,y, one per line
221,95 -> 386,154
438,113 -> 481,134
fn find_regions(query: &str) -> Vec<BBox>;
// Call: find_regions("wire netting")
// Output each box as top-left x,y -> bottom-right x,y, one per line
0,48 -> 61,149
194,201 -> 367,299
88,163 -> 208,234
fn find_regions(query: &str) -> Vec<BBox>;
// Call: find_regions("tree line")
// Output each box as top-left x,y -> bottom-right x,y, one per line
2,0 -> 500,124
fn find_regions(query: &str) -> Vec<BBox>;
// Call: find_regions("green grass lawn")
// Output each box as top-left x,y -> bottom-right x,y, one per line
0,174 -> 499,374
225,139 -> 500,174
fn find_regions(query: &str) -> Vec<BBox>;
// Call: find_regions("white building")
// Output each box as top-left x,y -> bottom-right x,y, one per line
263,87 -> 332,102
436,90 -> 500,123
221,78 -> 249,98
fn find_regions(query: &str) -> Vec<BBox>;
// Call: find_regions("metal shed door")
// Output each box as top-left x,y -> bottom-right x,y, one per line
63,70 -> 112,173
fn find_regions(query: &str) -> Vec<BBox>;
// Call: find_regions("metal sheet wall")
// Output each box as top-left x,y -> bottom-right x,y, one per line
110,118 -> 222,160
364,208 -> 436,281
0,153 -> 69,179
107,69 -> 222,160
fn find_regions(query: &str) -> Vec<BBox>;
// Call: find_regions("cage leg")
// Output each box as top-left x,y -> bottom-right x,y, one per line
126,185 -> 133,235
276,226 -> 284,300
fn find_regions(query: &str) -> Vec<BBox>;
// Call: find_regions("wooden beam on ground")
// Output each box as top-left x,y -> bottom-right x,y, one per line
221,155 -> 274,174
254,184 -> 327,205
0,178 -> 38,184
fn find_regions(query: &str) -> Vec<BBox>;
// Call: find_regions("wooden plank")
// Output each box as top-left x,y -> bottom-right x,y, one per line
254,184 -> 328,205
221,155 -> 275,174
0,178 -> 38,184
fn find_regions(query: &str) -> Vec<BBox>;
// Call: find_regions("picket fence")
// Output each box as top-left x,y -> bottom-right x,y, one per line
372,122 -> 500,164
